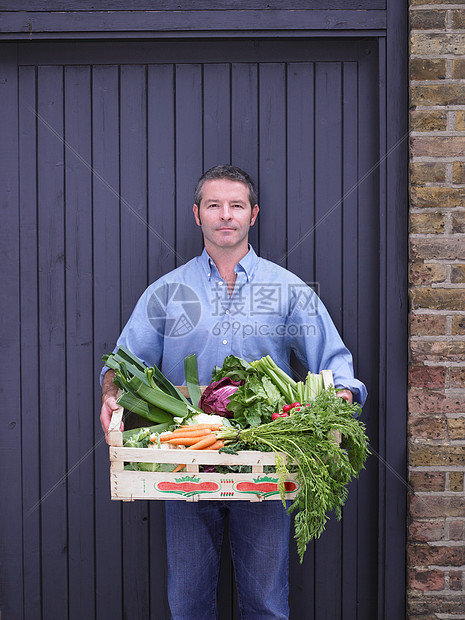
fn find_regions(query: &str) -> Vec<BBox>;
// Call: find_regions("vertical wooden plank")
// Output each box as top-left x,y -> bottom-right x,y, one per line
19,64 -> 42,620
119,63 -> 150,620
203,63 -> 231,170
92,64 -> 123,620
0,43 -> 23,620
286,61 -> 317,619
286,62 -> 315,281
376,37 -> 388,620
231,63 -> 259,250
385,3 -> 408,617
37,64 -> 68,620
147,62 -> 173,618
258,62 -> 287,262
314,61 -> 343,620
147,64 -> 176,283
356,45 -> 380,620
175,63 -> 203,264
64,64 -> 95,620
340,60 -> 360,620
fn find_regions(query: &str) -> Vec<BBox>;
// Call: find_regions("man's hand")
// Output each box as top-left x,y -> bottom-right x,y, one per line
336,388 -> 353,404
100,395 -> 123,443
101,369 -> 123,443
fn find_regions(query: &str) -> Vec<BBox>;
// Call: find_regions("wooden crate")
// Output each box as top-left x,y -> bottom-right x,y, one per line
108,370 -> 337,502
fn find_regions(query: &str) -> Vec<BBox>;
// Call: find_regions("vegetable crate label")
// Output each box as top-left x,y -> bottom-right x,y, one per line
155,475 -> 221,498
233,476 -> 299,499
111,471 -> 299,501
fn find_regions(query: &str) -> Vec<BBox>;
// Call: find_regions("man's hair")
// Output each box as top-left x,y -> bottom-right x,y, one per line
193,164 -> 258,209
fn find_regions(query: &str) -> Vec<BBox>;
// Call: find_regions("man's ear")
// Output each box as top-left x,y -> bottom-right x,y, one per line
250,204 -> 259,226
193,204 -> 201,227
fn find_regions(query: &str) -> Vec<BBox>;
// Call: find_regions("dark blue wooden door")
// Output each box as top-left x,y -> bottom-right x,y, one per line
1,38 -> 391,619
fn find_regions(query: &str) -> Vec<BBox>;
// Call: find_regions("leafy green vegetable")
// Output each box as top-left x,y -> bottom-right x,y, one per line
226,373 -> 285,427
212,354 -> 331,427
211,355 -> 255,383
103,347 -> 204,426
184,354 -> 203,409
123,427 -> 177,472
217,387 -> 369,562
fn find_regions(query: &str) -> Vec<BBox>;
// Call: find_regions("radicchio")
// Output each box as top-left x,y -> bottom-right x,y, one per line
199,377 -> 242,418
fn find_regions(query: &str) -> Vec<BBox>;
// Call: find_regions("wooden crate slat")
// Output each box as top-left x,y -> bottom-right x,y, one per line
111,470 -> 299,502
108,370 -> 336,501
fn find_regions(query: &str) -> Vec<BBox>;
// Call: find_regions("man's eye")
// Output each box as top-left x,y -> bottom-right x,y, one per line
232,204 -> 244,209
208,203 -> 219,208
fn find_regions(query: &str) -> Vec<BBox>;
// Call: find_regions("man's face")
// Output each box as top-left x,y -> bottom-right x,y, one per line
193,179 -> 259,253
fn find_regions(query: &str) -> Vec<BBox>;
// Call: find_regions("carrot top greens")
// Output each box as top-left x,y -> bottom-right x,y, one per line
217,387 -> 369,563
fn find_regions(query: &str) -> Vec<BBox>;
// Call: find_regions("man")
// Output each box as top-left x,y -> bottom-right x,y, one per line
101,164 -> 366,619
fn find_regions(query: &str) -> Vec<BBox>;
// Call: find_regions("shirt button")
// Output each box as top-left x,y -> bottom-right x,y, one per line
219,281 -> 223,286
222,339 -> 228,345
225,310 -> 230,315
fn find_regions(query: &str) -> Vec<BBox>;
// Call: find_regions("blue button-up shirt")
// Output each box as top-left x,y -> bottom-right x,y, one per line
102,246 -> 367,405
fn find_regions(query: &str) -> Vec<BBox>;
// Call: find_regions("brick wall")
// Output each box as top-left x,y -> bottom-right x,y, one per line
409,2 -> 465,617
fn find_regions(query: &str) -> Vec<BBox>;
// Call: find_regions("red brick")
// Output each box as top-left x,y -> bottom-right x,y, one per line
409,471 -> 446,493
448,417 -> 465,440
410,237 -> 465,261
410,162 -> 447,185
411,186 -> 465,209
410,288 -> 465,311
408,568 -> 445,592
451,9 -> 465,30
408,543 -> 465,567
409,365 -> 446,389
409,518 -> 445,542
410,212 -> 446,234
457,111 -> 465,132
409,263 -> 447,287
449,571 -> 463,591
453,162 -> 465,184
452,59 -> 465,80
411,84 -> 465,107
409,444 -> 465,468
410,59 -> 447,82
452,315 -> 465,335
451,266 -> 465,284
409,414 -> 446,439
409,389 -> 465,414
450,471 -> 464,492
451,212 -> 465,233
410,340 -> 465,363
412,136 -> 465,158
449,520 -> 464,541
411,0 -> 465,4
411,32 -> 465,57
408,595 -> 465,615
411,10 -> 447,30
449,367 -> 465,389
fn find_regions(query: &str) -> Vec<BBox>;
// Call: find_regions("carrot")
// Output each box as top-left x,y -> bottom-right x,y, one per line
172,463 -> 186,473
185,434 -> 217,450
179,424 -> 222,431
202,439 -> 224,450
167,436 -> 210,446
159,428 -> 212,442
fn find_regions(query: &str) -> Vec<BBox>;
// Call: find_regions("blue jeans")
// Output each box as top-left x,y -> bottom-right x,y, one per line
165,500 -> 291,619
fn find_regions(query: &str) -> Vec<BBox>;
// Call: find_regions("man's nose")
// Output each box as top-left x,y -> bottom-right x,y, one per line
220,205 -> 232,219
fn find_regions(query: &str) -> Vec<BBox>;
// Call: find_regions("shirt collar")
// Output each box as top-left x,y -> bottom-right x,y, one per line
199,245 -> 258,281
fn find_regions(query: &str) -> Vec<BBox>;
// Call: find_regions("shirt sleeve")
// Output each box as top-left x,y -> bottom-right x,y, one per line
288,285 -> 367,406
99,284 -> 164,385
